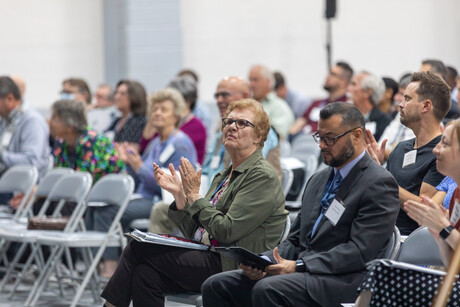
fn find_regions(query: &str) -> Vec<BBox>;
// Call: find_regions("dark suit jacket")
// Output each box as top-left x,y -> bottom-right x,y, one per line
264,153 -> 399,306
368,107 -> 392,142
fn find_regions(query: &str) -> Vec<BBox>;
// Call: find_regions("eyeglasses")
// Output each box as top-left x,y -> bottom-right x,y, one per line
221,118 -> 256,129
312,127 -> 362,146
214,91 -> 240,99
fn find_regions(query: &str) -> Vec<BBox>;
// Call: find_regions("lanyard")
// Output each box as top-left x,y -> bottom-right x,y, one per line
210,175 -> 229,199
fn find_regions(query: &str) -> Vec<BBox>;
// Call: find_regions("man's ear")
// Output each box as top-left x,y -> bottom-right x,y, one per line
422,99 -> 432,114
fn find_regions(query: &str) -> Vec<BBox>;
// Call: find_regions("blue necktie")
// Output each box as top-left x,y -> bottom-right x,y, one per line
310,171 -> 343,237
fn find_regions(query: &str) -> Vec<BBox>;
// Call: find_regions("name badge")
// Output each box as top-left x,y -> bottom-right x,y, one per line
210,155 -> 221,169
159,144 -> 175,164
402,150 -> 417,167
451,199 -> 460,226
325,198 -> 346,226
1,131 -> 12,148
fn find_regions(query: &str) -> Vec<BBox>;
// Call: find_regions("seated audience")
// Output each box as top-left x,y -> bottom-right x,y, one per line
446,66 -> 458,106
249,64 -> 294,139
140,75 -> 207,165
50,100 -> 126,182
377,74 -> 415,162
273,71 -> 312,118
148,76 -> 282,235
379,76 -> 399,117
367,72 -> 450,235
0,76 -> 50,204
355,119 -> 460,307
202,102 -> 399,306
177,69 -> 213,136
289,61 -> 353,140
60,77 -> 92,108
87,84 -> 120,132
101,99 -> 287,306
105,80 -> 147,148
435,176 -> 457,209
349,71 -> 392,142
90,88 -> 197,278
420,59 -> 460,124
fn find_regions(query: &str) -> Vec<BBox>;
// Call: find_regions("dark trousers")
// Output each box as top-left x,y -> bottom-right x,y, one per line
202,269 -> 321,307
101,240 -> 222,307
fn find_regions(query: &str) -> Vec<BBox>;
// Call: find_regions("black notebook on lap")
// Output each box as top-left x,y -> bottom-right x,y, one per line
213,246 -> 273,270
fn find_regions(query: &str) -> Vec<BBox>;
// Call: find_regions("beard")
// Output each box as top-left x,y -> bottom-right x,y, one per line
400,110 -> 421,127
321,137 -> 355,168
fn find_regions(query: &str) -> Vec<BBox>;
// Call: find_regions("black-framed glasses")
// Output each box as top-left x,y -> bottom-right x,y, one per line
221,118 -> 256,129
312,127 -> 362,146
214,91 -> 240,99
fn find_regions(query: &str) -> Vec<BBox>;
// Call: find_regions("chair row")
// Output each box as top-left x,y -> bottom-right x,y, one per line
0,165 -> 134,307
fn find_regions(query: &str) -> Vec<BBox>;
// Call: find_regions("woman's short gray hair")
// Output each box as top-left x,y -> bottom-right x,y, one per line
149,88 -> 186,127
52,99 -> 87,132
361,73 -> 385,106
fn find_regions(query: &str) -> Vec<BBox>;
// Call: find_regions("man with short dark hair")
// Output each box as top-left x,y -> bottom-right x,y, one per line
367,71 -> 450,235
202,102 -> 399,306
289,61 -> 353,139
0,76 -> 50,203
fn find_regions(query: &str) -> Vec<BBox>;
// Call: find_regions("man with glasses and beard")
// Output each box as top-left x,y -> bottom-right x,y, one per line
202,102 -> 399,307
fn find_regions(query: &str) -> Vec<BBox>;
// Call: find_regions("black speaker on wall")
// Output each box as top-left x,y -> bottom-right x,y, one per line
325,0 -> 336,19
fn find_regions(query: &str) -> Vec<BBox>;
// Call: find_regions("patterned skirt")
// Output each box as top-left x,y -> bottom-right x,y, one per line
358,260 -> 460,306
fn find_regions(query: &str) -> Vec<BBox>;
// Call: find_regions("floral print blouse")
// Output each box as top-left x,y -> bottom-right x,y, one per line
53,128 -> 126,182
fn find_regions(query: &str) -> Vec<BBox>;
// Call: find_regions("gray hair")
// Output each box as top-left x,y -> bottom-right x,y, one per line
361,73 -> 385,106
149,87 -> 186,127
252,65 -> 275,89
52,100 -> 87,132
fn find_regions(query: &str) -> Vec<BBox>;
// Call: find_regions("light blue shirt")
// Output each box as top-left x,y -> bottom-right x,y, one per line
336,150 -> 366,180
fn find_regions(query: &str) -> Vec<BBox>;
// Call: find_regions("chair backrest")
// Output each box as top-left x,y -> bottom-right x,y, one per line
383,225 -> 401,260
279,215 -> 291,244
35,168 -> 74,198
281,167 -> 294,196
395,226 -> 444,266
37,172 -> 93,232
86,174 -> 134,243
0,165 -> 38,219
0,165 -> 38,195
86,174 -> 134,207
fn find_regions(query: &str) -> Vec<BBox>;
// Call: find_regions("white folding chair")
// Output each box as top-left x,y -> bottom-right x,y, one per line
0,165 -> 38,220
0,168 -> 73,282
0,172 -> 92,303
28,174 -> 134,307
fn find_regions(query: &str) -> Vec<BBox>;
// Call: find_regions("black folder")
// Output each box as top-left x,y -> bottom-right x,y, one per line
213,246 -> 273,270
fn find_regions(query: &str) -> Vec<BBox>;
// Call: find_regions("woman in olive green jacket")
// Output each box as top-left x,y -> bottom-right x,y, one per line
102,99 -> 287,307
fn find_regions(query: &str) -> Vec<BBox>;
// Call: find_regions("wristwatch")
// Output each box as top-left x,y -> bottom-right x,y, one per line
295,259 -> 307,272
439,225 -> 455,240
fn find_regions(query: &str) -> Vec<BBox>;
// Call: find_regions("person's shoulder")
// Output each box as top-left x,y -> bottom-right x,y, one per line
173,130 -> 194,146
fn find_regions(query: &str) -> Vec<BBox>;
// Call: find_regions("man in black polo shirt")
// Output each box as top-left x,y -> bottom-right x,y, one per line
367,71 -> 451,235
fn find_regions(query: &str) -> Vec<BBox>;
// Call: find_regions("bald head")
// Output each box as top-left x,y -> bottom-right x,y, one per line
215,76 -> 250,117
10,75 -> 26,100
